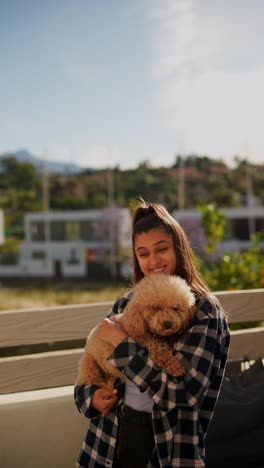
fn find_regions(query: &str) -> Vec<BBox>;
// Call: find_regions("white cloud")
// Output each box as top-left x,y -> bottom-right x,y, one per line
149,0 -> 195,80
163,68 -> 264,158
148,0 -> 264,162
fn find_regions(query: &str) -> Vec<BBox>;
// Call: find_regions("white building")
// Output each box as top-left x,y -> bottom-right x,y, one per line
0,207 -> 131,278
1,204 -> 263,278
173,206 -> 264,256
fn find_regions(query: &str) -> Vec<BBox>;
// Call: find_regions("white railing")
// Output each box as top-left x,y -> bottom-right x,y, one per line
0,289 -> 264,394
0,289 -> 263,468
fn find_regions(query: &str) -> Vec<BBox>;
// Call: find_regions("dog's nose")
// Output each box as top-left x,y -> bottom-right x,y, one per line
163,321 -> 172,329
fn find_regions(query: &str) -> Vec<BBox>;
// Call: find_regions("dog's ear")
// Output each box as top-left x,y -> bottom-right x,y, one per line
181,304 -> 197,330
121,302 -> 146,342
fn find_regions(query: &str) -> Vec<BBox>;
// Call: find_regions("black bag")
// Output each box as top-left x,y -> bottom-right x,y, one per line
205,358 -> 264,468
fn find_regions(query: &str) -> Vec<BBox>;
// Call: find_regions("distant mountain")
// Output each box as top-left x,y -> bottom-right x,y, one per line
0,149 -> 88,174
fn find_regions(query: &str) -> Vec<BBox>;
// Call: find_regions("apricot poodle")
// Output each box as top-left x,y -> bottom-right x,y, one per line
76,273 -> 196,389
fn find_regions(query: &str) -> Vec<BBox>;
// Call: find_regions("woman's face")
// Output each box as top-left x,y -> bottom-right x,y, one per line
134,227 -> 177,277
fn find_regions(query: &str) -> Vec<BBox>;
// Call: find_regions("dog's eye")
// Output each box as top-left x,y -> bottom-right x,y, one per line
172,307 -> 178,312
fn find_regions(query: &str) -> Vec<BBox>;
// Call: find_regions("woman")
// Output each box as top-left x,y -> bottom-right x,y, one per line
74,201 -> 230,468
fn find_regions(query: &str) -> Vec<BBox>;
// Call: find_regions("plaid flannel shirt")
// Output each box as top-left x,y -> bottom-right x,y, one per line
74,291 -> 230,468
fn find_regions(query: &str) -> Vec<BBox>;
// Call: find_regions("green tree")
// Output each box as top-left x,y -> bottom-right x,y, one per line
198,203 -> 226,254
0,157 -> 42,239
0,157 -> 40,191
197,203 -> 264,291
202,233 -> 264,291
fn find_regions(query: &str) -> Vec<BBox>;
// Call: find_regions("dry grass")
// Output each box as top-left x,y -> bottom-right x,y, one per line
0,282 -> 127,311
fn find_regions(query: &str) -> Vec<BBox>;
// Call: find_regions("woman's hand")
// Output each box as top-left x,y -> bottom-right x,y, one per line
98,318 -> 127,347
91,387 -> 118,414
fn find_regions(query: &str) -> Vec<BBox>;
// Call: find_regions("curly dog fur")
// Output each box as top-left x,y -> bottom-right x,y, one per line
76,274 -> 196,389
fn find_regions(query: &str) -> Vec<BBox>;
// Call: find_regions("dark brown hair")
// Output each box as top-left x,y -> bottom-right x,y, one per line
132,200 -> 211,297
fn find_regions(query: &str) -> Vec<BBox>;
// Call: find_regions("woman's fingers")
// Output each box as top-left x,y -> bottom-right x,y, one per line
91,387 -> 118,413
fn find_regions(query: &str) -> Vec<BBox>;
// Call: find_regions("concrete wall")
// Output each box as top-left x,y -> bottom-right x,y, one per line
0,259 -> 54,277
0,386 -> 88,468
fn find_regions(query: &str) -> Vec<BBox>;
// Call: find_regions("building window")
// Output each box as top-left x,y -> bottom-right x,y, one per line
32,250 -> 46,260
255,218 -> 264,234
233,219 -> 250,240
50,221 -> 65,241
30,222 -> 45,241
65,221 -> 80,240
80,220 -> 95,240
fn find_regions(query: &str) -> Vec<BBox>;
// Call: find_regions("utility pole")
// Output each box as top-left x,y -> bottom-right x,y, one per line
246,160 -> 256,236
242,141 -> 256,237
107,147 -> 117,278
178,155 -> 185,210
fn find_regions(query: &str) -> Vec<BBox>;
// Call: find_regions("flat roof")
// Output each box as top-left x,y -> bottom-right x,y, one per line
173,206 -> 264,220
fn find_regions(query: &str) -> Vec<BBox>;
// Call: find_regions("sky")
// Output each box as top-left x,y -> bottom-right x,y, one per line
1,0 -> 264,169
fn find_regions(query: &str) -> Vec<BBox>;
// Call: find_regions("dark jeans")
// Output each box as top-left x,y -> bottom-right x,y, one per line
114,405 -> 155,468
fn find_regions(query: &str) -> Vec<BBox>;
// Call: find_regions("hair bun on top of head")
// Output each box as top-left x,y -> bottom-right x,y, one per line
132,200 -> 174,239
133,203 -> 156,227
132,199 -> 173,226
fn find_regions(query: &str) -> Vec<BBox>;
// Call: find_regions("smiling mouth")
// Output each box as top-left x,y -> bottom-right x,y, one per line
150,267 -> 166,273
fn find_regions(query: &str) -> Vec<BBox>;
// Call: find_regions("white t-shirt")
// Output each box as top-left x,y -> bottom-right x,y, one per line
124,379 -> 154,413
